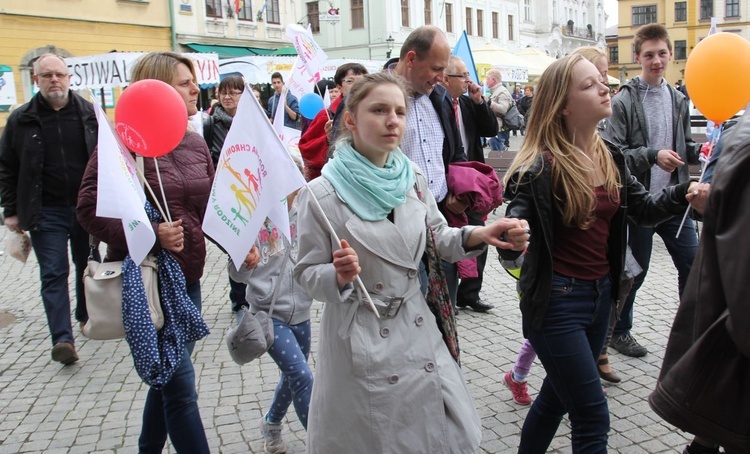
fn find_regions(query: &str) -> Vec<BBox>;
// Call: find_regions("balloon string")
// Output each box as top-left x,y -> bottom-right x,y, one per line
133,162 -> 172,228
675,123 -> 724,238
153,158 -> 173,226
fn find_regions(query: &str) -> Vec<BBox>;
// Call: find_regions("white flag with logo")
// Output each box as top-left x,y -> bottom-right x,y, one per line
91,93 -> 155,265
273,88 -> 303,163
203,86 -> 306,270
286,24 -> 328,76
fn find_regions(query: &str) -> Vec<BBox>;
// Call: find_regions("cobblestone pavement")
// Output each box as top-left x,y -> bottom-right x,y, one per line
0,207 -> 701,454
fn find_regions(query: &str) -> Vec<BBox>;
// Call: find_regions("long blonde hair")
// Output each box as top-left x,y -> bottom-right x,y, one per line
504,54 -> 620,229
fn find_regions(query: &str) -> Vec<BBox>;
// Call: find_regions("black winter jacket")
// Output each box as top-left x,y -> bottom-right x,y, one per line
649,110 -> 750,453
0,92 -> 97,230
202,105 -> 233,168
498,141 -> 692,331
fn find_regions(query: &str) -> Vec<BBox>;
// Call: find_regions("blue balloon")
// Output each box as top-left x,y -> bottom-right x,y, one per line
299,93 -> 325,119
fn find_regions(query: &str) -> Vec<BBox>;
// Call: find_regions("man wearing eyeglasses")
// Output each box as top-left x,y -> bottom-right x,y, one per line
442,55 -> 499,313
0,53 -> 98,365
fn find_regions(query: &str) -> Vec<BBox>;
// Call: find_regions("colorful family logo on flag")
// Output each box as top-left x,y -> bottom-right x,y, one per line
211,143 -> 266,235
203,86 -> 306,270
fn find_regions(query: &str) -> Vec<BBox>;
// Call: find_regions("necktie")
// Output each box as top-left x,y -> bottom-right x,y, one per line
453,98 -> 460,127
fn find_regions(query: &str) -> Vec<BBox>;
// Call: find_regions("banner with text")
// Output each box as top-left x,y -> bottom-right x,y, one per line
65,53 -> 220,90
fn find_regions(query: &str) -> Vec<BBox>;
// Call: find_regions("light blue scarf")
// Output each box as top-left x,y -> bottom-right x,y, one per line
322,141 -> 415,221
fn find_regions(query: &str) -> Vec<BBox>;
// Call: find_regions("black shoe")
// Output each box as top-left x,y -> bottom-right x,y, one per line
457,299 -> 494,313
611,333 -> 648,357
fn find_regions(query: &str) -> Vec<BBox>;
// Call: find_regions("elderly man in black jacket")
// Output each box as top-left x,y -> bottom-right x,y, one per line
442,55 -> 498,312
0,53 -> 98,365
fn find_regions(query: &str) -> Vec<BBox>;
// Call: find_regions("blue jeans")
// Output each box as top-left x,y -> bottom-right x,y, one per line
489,129 -> 510,151
520,273 -> 612,453
614,215 -> 698,337
29,206 -> 95,346
266,318 -> 313,429
138,281 -> 208,454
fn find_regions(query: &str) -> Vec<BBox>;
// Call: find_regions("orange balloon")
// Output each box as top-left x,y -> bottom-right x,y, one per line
685,32 -> 750,123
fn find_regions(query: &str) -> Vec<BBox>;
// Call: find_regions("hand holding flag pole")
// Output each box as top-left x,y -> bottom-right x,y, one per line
675,123 -> 722,238
305,185 -> 379,318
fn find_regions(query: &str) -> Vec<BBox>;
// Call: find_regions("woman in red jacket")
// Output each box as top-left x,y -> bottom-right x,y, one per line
298,63 -> 367,181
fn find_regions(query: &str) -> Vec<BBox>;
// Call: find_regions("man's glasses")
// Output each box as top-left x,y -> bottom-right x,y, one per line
219,91 -> 243,97
38,72 -> 69,80
445,73 -> 471,80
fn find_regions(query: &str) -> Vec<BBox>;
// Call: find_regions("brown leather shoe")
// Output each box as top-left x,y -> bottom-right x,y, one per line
51,342 -> 79,365
597,356 -> 621,384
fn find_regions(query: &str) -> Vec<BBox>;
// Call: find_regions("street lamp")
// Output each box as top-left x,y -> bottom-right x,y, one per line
386,35 -> 395,59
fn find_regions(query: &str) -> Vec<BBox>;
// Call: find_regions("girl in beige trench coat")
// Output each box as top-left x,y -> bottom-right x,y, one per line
294,72 -> 529,454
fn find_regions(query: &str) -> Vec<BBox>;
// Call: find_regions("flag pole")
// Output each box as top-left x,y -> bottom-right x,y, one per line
305,185 -> 380,318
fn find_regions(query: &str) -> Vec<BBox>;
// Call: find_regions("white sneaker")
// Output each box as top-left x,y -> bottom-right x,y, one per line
260,416 -> 287,454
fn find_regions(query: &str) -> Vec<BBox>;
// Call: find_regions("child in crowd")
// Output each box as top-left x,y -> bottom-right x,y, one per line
230,158 -> 313,454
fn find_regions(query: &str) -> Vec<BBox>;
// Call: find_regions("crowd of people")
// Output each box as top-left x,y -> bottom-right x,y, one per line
0,21 -> 746,454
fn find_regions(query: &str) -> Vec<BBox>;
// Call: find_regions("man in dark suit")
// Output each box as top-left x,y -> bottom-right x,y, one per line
443,55 -> 499,312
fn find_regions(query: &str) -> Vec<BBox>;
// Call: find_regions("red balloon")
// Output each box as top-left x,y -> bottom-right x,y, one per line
115,79 -> 188,158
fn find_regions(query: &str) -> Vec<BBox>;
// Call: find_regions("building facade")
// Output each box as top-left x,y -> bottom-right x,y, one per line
0,0 -> 172,125
518,0 -> 607,57
174,0 -> 300,57
299,0 -> 604,61
609,0 -> 750,85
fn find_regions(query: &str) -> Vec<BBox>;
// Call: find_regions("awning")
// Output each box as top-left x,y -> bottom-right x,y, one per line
184,43 -> 276,58
272,46 -> 298,56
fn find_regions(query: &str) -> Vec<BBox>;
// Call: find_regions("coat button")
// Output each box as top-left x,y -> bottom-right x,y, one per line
389,374 -> 399,384
407,269 -> 417,278
415,315 -> 424,326
374,282 -> 384,291
380,327 -> 390,338
425,362 -> 435,372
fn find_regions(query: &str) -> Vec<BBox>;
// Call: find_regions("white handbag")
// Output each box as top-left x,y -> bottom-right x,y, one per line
82,254 -> 164,340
